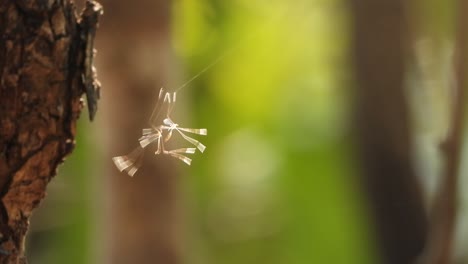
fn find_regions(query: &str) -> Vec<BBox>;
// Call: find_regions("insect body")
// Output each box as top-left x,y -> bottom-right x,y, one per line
80,1 -> 103,121
112,88 -> 207,176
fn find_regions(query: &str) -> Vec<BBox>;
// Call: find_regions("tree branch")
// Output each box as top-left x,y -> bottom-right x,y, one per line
424,1 -> 468,263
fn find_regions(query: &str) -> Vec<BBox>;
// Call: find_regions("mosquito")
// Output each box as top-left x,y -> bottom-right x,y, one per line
112,88 -> 207,176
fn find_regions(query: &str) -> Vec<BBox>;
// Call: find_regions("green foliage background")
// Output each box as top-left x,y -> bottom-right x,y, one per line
24,0 -> 468,263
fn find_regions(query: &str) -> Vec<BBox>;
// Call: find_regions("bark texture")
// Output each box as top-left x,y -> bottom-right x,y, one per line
0,1 -> 101,263
349,1 -> 428,263
98,0 -> 181,263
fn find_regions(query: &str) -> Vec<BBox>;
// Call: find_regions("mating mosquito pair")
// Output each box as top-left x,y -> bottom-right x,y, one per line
112,88 -> 207,176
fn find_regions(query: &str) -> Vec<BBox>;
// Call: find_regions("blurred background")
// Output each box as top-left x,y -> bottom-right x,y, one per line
24,0 -> 468,263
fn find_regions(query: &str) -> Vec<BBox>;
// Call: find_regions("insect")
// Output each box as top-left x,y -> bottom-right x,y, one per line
80,1 -> 103,121
112,88 -> 207,176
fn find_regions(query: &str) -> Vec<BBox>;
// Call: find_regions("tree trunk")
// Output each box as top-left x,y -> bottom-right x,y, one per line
425,0 -> 468,263
97,0 -> 182,263
349,1 -> 428,263
0,1 -> 102,263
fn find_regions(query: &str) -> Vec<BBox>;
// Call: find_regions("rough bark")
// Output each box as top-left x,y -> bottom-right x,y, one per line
0,1 -> 102,263
349,1 -> 428,263
98,0 -> 181,263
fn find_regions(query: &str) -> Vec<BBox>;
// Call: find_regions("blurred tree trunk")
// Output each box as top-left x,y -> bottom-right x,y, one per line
98,0 -> 182,264
349,1 -> 428,263
425,0 -> 468,263
0,0 -> 101,263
